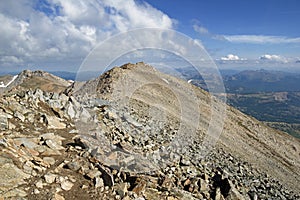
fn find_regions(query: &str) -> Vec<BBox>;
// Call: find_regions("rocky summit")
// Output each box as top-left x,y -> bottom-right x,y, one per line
0,63 -> 299,200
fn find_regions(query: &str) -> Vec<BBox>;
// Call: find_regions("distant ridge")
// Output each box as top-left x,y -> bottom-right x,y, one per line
224,69 -> 300,93
0,70 -> 72,94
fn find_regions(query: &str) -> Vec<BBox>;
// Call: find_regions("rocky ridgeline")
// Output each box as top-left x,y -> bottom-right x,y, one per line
0,65 -> 299,199
0,70 -> 72,95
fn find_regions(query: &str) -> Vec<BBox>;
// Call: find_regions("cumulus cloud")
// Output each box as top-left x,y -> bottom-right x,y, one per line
221,54 -> 242,61
102,0 -> 173,31
259,54 -> 287,63
0,0 -> 174,71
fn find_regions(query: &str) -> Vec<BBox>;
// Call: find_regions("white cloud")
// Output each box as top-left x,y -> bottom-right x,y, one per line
0,0 -> 174,71
217,54 -> 297,68
224,35 -> 300,44
193,22 -> 226,41
193,24 -> 209,35
193,24 -> 300,45
102,0 -> 173,31
221,54 -> 242,61
0,56 -> 23,65
259,54 -> 288,63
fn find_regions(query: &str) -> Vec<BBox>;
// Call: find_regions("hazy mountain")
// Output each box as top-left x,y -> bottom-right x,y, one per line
221,70 -> 300,138
224,69 -> 300,93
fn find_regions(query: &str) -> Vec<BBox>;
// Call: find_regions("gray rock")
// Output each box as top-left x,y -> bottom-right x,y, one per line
69,129 -> 79,134
14,111 -> 25,122
67,104 -> 76,119
45,139 -> 64,150
40,132 -> 65,143
61,180 -> 74,191
43,157 -> 56,165
59,93 -> 69,104
49,100 -> 63,109
94,177 -> 104,188
65,161 -> 81,171
14,137 -> 39,149
52,193 -> 65,200
34,188 -> 40,194
35,180 -> 44,188
44,173 -> 57,184
0,113 -> 8,130
26,113 -> 35,123
45,115 -> 66,129
34,88 -> 45,101
86,169 -> 102,179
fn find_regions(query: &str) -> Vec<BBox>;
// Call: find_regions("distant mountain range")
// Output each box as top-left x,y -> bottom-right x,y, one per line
224,69 -> 300,93
223,70 -> 300,138
172,67 -> 300,93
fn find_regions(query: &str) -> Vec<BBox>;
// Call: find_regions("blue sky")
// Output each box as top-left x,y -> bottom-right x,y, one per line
148,0 -> 300,36
145,0 -> 300,70
0,0 -> 299,72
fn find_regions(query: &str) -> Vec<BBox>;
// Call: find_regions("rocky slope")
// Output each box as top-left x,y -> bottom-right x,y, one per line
0,63 -> 299,199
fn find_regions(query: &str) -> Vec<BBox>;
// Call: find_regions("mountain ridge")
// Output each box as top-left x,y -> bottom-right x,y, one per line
0,69 -> 72,95
0,63 -> 299,199
71,63 -> 300,190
